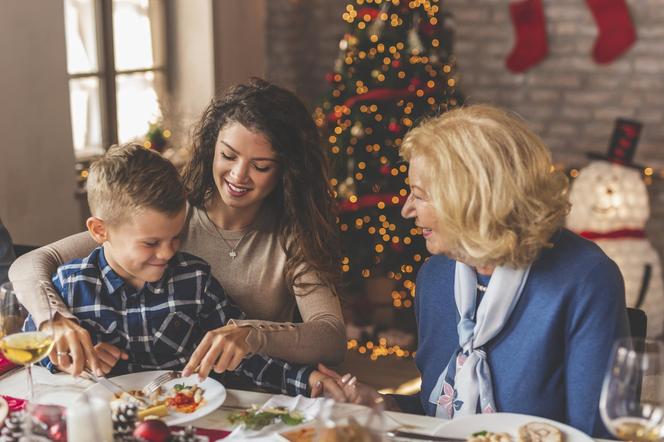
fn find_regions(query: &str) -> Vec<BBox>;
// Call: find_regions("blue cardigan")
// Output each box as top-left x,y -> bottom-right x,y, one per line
414,229 -> 628,437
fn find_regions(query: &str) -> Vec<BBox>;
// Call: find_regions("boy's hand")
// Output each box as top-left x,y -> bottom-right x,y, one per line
45,315 -> 99,376
93,342 -> 129,376
183,324 -> 251,379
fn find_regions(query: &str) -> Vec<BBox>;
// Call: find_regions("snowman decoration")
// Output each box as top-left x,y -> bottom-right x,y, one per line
566,119 -> 663,339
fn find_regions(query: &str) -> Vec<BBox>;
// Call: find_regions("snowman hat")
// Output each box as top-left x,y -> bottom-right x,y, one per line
587,118 -> 644,170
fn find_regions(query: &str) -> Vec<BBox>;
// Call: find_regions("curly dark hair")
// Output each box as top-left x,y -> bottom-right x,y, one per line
182,78 -> 340,296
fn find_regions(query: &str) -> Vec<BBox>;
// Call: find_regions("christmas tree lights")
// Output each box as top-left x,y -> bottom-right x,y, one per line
315,0 -> 462,348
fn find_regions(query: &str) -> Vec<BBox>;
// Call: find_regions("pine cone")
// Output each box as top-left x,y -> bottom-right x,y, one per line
170,425 -> 197,442
0,411 -> 24,442
112,402 -> 138,441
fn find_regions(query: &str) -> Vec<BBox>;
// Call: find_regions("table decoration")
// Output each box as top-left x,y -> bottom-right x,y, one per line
0,411 -> 23,442
0,396 -> 25,414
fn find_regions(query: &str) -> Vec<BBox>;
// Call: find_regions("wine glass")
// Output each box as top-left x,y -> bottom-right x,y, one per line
600,337 -> 664,442
0,281 -> 55,401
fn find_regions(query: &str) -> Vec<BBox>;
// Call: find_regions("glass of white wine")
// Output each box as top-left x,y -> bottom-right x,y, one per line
600,337 -> 664,442
0,281 -> 54,401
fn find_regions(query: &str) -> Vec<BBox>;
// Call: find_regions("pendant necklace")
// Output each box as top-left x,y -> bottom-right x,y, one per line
204,210 -> 251,259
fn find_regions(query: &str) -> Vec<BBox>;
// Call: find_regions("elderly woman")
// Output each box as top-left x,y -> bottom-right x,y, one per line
322,104 -> 628,437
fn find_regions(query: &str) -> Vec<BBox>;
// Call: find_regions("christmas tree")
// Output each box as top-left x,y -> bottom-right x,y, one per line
314,0 -> 462,349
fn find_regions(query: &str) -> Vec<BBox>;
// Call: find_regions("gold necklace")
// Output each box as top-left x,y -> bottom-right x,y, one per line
204,210 -> 251,259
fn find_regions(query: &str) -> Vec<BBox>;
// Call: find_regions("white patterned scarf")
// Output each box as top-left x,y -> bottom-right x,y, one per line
429,261 -> 532,418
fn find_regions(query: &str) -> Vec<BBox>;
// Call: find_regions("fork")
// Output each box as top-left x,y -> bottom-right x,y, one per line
141,371 -> 181,396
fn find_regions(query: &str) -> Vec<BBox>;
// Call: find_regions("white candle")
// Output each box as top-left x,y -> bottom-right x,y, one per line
66,397 -> 113,442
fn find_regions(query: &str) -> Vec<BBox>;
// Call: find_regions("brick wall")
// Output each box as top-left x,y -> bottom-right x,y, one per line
266,0 -> 663,167
265,0 -> 664,266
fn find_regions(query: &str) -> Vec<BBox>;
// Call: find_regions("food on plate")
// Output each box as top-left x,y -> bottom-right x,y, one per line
228,405 -> 305,430
466,422 -> 564,442
165,384 -> 205,413
137,403 -> 169,420
517,422 -> 564,442
467,430 -> 513,442
110,382 -> 205,420
281,418 -> 380,442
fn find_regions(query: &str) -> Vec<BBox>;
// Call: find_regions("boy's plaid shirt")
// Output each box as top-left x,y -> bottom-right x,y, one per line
48,246 -> 312,396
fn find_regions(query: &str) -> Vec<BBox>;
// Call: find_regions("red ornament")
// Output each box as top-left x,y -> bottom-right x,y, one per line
49,421 -> 67,442
379,165 -> 390,176
357,7 -> 379,20
391,59 -> 401,68
325,72 -> 336,84
134,419 -> 171,442
32,404 -> 64,428
419,21 -> 437,36
388,122 -> 401,133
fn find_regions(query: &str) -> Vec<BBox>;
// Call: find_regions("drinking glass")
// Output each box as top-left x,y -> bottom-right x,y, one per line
600,337 -> 664,442
0,281 -> 55,401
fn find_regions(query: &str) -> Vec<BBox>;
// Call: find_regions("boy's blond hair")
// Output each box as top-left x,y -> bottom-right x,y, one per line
400,104 -> 570,268
87,144 -> 186,225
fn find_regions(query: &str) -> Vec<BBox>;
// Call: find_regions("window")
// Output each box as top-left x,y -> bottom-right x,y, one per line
64,0 -> 167,158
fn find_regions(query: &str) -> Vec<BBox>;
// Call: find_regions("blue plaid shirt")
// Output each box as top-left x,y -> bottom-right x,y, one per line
33,246 -> 313,396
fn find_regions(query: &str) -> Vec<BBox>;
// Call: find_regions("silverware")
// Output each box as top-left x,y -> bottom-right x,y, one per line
386,429 -> 466,441
141,370 -> 181,396
83,368 -> 148,406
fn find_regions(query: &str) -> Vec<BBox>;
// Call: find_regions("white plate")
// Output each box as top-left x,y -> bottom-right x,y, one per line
0,396 -> 8,425
84,370 -> 226,426
435,412 -> 593,442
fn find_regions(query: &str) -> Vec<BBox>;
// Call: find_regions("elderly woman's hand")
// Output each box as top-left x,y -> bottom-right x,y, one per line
46,315 -> 99,376
183,323 -> 252,379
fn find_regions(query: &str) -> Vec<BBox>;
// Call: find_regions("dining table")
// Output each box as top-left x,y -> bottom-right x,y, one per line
0,365 -> 611,442
0,365 -> 449,441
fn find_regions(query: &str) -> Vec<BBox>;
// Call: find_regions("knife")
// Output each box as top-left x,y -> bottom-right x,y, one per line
83,368 -> 148,406
386,429 -> 466,441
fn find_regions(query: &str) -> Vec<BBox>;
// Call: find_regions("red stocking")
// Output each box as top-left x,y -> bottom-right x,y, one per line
505,0 -> 548,73
586,0 -> 636,64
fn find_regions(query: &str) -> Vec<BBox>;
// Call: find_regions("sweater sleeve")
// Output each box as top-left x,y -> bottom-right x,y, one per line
232,280 -> 346,365
565,258 -> 629,437
8,231 -> 97,327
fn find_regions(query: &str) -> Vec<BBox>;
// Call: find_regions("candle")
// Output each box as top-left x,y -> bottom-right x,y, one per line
66,397 -> 113,442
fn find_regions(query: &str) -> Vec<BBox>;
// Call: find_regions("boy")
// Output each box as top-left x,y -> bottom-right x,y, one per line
30,144 -> 334,397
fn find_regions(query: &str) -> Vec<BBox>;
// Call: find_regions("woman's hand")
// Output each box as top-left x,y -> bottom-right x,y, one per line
183,324 -> 252,378
45,315 -> 99,376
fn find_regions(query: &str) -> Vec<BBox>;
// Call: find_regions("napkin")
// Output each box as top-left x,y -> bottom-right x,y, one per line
224,395 -> 334,441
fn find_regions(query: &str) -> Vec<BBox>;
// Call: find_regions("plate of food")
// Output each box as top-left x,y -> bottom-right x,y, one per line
434,413 -> 593,442
85,370 -> 226,426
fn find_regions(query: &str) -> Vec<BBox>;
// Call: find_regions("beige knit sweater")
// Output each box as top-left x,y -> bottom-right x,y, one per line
9,204 -> 346,365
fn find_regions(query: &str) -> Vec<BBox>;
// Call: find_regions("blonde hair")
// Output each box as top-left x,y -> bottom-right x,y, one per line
87,144 -> 186,225
400,104 -> 570,268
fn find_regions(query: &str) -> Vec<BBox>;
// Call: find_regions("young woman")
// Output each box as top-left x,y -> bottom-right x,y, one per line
321,105 -> 628,437
10,79 -> 346,379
